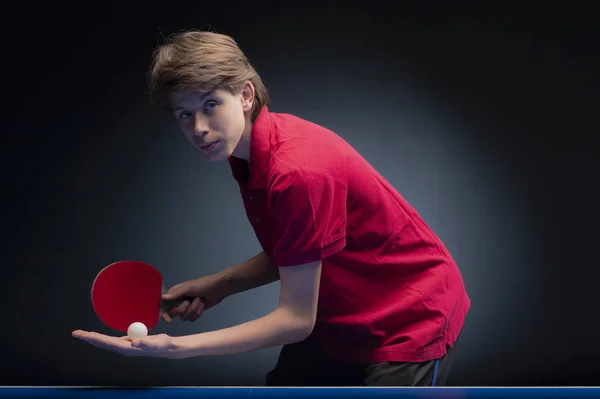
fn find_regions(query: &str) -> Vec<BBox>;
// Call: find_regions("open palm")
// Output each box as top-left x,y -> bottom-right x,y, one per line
72,330 -> 182,359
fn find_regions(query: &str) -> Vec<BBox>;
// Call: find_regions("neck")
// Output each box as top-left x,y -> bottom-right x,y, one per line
232,113 -> 254,162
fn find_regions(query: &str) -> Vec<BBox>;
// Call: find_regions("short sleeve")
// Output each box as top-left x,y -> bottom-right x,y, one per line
268,169 -> 347,267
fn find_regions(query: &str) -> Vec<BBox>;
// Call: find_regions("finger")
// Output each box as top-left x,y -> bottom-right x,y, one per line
161,311 -> 172,323
75,332 -> 145,357
71,330 -> 88,339
80,333 -> 114,345
75,332 -> 130,351
168,300 -> 191,318
189,301 -> 206,322
131,337 -> 155,350
181,297 -> 202,321
119,336 -> 153,355
72,330 -> 105,342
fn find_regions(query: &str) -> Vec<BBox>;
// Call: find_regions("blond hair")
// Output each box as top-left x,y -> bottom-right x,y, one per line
148,30 -> 269,121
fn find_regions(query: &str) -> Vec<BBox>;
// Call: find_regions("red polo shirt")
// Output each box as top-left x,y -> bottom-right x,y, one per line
228,106 -> 470,363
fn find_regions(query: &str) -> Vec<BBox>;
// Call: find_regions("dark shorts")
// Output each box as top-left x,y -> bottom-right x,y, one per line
265,338 -> 458,386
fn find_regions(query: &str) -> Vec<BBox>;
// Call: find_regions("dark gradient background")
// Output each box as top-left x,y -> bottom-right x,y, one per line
3,1 -> 599,387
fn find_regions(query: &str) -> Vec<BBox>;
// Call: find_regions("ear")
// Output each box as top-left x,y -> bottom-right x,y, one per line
240,81 -> 255,112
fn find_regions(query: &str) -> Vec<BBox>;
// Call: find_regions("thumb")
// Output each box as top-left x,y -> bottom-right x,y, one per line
131,337 -> 151,349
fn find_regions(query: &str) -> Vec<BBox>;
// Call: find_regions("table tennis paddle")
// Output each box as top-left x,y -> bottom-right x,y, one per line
91,260 -> 192,333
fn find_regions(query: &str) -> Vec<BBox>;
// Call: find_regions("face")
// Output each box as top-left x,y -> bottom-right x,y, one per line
168,82 -> 255,162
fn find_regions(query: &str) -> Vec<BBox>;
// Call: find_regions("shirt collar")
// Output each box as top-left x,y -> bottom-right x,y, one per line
228,106 -> 272,189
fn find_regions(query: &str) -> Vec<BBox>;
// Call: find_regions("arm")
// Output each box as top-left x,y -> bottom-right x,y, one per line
171,260 -> 322,358
214,251 -> 280,298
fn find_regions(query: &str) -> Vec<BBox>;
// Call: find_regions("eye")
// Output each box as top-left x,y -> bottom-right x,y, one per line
204,100 -> 218,113
178,111 -> 192,120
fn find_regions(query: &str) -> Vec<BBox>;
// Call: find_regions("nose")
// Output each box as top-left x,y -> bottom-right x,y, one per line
193,112 -> 209,136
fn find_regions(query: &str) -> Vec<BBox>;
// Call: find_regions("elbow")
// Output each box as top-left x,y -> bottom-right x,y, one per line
275,304 -> 317,344
278,307 -> 315,344
287,318 -> 315,344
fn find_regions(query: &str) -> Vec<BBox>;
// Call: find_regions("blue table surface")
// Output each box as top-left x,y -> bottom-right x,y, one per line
1,387 -> 600,398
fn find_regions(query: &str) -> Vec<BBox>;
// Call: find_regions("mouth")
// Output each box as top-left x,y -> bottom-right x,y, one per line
198,141 -> 220,152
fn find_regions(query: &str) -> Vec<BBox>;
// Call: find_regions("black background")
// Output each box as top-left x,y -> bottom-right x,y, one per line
3,1 -> 599,387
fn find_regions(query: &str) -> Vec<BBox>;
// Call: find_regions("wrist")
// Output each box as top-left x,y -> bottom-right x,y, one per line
210,269 -> 234,299
170,335 -> 200,359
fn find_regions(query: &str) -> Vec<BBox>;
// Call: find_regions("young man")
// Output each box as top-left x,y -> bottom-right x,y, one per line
72,30 -> 470,386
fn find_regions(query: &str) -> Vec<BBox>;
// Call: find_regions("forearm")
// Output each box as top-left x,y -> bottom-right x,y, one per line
214,251 -> 280,297
171,306 -> 311,358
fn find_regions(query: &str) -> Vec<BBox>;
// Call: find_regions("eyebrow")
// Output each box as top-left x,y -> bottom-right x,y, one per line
172,91 -> 214,112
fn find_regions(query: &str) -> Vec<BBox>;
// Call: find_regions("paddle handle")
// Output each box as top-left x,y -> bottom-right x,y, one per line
159,296 -> 197,314
159,284 -> 199,315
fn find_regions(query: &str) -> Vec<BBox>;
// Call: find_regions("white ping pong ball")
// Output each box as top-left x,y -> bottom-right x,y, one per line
127,322 -> 148,340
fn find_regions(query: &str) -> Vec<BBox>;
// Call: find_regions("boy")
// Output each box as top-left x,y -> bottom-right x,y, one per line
73,30 -> 470,386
